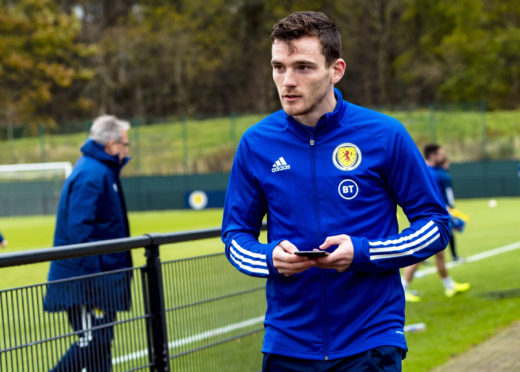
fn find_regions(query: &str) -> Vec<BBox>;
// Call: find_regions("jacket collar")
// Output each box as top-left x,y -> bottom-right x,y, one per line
284,88 -> 347,139
81,139 -> 129,172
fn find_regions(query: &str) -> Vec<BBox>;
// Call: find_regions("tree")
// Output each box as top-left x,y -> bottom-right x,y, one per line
395,0 -> 520,109
0,0 -> 96,136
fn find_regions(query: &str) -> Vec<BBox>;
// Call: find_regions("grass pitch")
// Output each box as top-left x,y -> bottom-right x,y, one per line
0,198 -> 519,371
401,197 -> 520,371
0,208 -> 226,289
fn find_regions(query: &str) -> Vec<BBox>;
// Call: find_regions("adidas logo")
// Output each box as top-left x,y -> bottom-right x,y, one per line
272,157 -> 291,173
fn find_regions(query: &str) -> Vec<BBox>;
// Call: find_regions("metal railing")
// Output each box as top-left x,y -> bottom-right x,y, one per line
0,228 -> 266,371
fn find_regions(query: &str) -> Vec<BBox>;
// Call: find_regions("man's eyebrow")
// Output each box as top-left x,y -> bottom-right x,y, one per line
270,59 -> 318,66
294,60 -> 317,65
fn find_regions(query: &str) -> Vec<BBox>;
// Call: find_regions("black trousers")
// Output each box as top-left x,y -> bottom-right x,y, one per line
263,346 -> 405,372
50,305 -> 116,372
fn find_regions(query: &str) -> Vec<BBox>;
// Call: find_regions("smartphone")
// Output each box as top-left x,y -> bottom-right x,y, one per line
294,250 -> 329,258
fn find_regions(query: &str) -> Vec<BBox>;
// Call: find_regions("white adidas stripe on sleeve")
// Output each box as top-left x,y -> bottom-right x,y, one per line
369,226 -> 439,253
369,220 -> 435,246
230,240 -> 269,275
368,220 -> 440,261
229,253 -> 269,275
370,233 -> 440,260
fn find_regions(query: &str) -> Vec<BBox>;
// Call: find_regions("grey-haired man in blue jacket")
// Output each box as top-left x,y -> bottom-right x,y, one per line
45,115 -> 132,372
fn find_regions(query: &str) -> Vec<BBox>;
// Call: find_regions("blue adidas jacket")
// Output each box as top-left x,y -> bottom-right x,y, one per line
44,139 -> 132,312
222,89 -> 450,360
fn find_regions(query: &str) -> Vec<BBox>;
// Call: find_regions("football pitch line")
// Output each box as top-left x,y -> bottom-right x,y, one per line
415,240 -> 520,278
112,316 -> 265,365
112,241 -> 520,365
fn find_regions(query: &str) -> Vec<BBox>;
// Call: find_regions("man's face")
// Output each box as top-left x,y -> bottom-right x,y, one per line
433,148 -> 446,167
271,36 -> 344,125
105,130 -> 129,164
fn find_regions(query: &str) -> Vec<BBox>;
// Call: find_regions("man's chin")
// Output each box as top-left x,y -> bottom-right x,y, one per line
281,104 -> 305,117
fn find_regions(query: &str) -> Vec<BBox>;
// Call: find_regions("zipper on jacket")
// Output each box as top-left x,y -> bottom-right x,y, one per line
308,131 -> 329,360
308,131 -> 321,238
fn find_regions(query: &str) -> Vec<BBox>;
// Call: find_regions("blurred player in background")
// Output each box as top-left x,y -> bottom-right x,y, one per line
0,230 -> 7,248
437,155 -> 467,261
44,115 -> 133,372
402,144 -> 470,302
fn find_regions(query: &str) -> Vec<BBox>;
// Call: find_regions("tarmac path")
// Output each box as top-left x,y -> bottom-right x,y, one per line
431,321 -> 520,372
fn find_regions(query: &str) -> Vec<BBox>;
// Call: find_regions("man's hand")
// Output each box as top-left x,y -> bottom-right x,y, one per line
314,235 -> 354,272
0,240 -> 7,248
273,240 -> 316,276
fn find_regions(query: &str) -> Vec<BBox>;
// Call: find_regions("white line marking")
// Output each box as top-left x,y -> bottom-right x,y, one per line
112,315 -> 265,365
414,240 -> 520,278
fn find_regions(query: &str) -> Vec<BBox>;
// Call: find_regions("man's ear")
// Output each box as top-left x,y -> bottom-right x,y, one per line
105,140 -> 116,155
331,58 -> 346,85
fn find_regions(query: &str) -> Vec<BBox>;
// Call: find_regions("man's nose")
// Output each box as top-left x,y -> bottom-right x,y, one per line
283,69 -> 297,87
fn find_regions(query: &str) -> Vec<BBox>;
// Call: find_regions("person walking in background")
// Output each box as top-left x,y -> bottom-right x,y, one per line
44,115 -> 133,372
437,155 -> 466,261
0,231 -> 7,248
222,11 -> 451,371
401,144 -> 470,302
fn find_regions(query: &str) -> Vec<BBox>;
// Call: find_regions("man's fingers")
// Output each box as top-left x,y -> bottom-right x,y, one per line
279,240 -> 298,253
273,240 -> 318,276
319,234 -> 349,250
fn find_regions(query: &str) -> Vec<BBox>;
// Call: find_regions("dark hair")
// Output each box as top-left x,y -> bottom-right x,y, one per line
423,143 -> 441,160
270,11 -> 341,67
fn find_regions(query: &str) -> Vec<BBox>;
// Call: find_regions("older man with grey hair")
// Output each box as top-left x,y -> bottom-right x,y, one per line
44,114 -> 132,371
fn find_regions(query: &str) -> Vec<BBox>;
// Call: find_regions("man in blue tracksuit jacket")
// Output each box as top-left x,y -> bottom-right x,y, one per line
44,115 -> 133,372
222,11 -> 450,371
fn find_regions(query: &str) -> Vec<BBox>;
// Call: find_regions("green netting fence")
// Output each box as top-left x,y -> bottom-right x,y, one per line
1,104 -> 519,177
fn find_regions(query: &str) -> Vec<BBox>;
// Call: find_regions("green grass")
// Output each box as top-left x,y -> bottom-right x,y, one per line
401,197 -> 520,371
1,110 -> 519,176
1,199 -> 520,371
0,208 -> 226,289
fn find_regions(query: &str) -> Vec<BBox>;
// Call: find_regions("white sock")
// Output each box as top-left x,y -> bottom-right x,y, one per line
442,276 -> 454,290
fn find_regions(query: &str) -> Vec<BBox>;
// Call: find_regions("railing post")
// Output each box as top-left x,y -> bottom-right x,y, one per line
143,238 -> 170,371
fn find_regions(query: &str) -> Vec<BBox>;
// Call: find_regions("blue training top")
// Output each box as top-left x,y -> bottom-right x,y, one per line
222,89 -> 450,360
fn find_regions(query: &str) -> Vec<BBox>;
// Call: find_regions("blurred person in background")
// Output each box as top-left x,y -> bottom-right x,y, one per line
437,155 -> 467,262
44,115 -> 133,372
0,230 -> 7,248
401,144 -> 470,302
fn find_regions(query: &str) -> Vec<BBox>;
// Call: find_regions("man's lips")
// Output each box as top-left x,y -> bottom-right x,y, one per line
283,94 -> 301,102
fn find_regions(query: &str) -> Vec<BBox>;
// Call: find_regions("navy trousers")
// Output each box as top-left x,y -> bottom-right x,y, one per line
50,305 -> 116,372
263,346 -> 405,372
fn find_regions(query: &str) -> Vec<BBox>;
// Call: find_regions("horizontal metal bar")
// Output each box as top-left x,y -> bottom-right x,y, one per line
0,313 -> 151,353
0,235 -> 152,268
165,286 -> 265,313
0,223 -> 266,269
147,226 -> 223,246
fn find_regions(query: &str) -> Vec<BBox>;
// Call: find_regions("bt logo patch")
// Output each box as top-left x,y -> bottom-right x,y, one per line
338,179 -> 359,200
